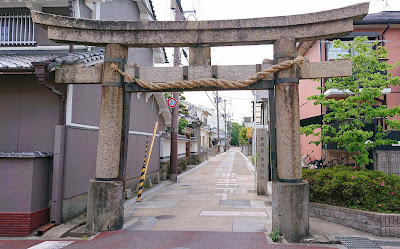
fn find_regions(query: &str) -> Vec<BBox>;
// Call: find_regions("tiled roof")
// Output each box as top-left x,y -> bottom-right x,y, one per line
0,48 -> 104,71
356,11 -> 400,25
0,151 -> 52,158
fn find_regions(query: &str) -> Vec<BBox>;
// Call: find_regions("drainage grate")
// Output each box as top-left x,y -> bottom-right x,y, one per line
155,215 -> 175,219
337,237 -> 381,249
372,240 -> 400,247
219,200 -> 250,206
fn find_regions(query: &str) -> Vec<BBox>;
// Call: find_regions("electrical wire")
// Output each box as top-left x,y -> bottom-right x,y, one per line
205,91 -> 217,108
217,94 -> 253,101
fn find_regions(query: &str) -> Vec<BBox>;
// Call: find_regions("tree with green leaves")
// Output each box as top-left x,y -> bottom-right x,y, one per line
301,36 -> 400,168
230,122 -> 244,146
239,127 -> 249,146
178,118 -> 188,134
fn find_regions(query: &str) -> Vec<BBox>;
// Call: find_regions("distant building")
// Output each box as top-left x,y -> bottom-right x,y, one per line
181,100 -> 212,149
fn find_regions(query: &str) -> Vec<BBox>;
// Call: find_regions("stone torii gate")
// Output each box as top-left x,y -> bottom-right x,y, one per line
32,3 -> 368,242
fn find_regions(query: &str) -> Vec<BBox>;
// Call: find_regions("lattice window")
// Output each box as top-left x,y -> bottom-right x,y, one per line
0,13 -> 36,46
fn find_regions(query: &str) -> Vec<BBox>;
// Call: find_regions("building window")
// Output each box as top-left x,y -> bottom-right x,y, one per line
325,40 -> 375,61
0,14 -> 36,46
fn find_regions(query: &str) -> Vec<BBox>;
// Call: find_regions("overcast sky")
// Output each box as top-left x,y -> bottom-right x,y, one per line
152,0 -> 400,123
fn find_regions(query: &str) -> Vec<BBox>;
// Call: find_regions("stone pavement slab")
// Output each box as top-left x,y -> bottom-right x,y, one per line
200,210 -> 268,217
124,148 -> 270,234
151,217 -> 234,231
233,217 -> 272,232
132,207 -> 202,218
61,230 -> 337,249
150,193 -> 210,201
133,200 -> 179,208
124,217 -> 158,231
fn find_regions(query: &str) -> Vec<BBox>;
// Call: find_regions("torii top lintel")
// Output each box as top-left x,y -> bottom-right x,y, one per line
31,3 -> 369,48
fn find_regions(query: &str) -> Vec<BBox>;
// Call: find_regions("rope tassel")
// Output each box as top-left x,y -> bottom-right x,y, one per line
111,56 -> 304,90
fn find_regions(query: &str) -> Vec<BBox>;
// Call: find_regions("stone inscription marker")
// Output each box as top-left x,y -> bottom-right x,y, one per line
31,2 -> 369,242
256,129 -> 269,195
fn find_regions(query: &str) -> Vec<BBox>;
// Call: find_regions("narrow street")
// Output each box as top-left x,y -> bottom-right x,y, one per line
0,148 -> 336,249
122,147 -> 271,233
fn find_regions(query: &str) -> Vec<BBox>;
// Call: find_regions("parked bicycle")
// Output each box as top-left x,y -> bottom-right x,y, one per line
309,156 -> 345,169
301,149 -> 315,168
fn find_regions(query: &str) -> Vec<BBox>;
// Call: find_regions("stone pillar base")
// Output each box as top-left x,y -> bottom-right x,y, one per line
169,173 -> 177,182
272,181 -> 309,242
87,179 -> 124,232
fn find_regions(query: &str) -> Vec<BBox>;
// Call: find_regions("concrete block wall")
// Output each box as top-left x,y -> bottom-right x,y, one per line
322,149 -> 355,166
310,202 -> 400,237
242,144 -> 252,156
375,150 -> 400,177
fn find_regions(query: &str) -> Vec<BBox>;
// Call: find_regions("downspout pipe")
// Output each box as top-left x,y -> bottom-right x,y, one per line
33,62 -> 66,225
382,23 -> 391,47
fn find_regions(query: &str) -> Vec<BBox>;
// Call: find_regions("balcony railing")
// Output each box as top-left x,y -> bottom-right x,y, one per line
0,13 -> 36,46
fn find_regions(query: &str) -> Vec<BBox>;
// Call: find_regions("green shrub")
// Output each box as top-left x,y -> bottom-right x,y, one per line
303,166 -> 400,213
269,229 -> 280,242
251,154 -> 255,165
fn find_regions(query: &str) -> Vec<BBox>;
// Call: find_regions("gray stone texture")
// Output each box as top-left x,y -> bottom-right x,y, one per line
189,46 -> 211,66
274,38 -> 302,181
87,179 -> 124,232
95,44 -> 127,179
272,181 -> 309,243
256,128 -> 269,195
56,60 -> 351,85
62,193 -> 88,223
31,3 -> 369,47
309,202 -> 400,237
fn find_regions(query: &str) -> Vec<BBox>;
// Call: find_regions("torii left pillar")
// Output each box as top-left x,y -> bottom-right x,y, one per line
87,44 -> 128,232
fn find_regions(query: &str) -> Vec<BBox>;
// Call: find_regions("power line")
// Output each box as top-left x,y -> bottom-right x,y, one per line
205,91 -> 217,108
217,94 -> 253,101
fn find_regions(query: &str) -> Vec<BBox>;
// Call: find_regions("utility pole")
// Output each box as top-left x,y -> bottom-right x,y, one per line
216,91 -> 220,152
224,99 -> 227,152
170,1 -> 183,182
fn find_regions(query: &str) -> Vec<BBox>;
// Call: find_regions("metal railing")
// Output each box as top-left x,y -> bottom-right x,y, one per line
0,13 -> 36,46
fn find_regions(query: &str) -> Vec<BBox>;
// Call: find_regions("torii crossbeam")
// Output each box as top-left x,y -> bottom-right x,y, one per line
31,2 -> 369,242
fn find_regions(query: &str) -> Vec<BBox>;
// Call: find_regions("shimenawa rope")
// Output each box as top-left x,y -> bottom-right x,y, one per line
110,55 -> 304,90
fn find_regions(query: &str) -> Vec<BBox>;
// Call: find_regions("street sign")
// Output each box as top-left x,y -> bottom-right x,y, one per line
167,97 -> 177,108
246,126 -> 252,138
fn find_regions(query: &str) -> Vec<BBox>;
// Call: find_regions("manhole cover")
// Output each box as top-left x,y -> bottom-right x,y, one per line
337,237 -> 381,249
180,184 -> 191,186
155,215 -> 175,219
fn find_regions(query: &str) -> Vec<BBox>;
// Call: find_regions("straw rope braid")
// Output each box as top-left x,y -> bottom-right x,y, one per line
110,56 -> 304,90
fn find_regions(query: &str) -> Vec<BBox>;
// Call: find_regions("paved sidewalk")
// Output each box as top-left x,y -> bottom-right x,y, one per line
123,147 -> 272,233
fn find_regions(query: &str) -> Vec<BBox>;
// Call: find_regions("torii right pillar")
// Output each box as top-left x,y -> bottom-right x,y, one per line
272,38 -> 309,242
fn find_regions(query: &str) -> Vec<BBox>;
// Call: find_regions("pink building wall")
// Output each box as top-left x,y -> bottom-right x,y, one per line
299,41 -> 325,159
298,26 -> 400,160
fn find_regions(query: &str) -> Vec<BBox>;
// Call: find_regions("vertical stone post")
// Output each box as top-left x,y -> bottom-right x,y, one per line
87,44 -> 127,232
272,38 -> 309,242
189,45 -> 211,158
256,128 -> 269,195
189,45 -> 211,66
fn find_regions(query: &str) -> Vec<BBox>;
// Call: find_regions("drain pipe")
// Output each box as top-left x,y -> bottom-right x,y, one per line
381,23 -> 391,47
33,62 -> 66,225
